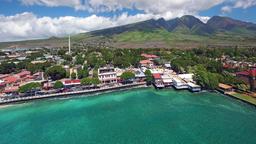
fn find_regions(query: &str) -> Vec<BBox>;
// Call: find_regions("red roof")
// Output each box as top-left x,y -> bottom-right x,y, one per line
236,69 -> 256,77
63,79 -> 81,85
0,74 -> 10,79
153,73 -> 161,79
139,60 -> 153,64
3,86 -> 19,93
141,54 -> 159,59
16,70 -> 31,78
3,76 -> 18,84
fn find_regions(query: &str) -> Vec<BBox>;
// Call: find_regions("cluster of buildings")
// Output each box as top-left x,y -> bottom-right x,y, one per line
139,53 -> 201,92
0,70 -> 44,95
221,55 -> 256,70
236,68 -> 256,92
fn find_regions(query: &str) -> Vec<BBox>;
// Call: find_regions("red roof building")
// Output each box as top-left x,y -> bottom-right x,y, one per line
236,69 -> 256,77
139,60 -> 154,68
15,70 -> 31,78
3,76 -> 19,85
62,79 -> 81,86
236,68 -> 256,92
3,86 -> 19,93
141,54 -> 159,59
153,73 -> 161,79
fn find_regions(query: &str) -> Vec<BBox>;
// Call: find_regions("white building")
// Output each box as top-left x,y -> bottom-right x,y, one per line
172,77 -> 188,90
161,74 -> 173,87
98,66 -> 117,84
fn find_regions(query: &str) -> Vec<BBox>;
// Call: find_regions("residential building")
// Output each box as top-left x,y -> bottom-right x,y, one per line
98,66 -> 117,84
172,77 -> 188,90
141,53 -> 159,60
236,68 -> 256,92
161,74 -> 173,87
153,73 -> 164,88
139,60 -> 154,68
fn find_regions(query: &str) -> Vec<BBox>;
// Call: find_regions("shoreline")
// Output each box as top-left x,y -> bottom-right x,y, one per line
0,82 -> 147,107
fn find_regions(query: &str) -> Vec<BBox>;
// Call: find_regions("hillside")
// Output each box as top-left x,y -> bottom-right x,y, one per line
1,15 -> 256,49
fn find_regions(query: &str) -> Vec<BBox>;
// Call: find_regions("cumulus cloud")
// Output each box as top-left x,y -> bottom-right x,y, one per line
222,0 -> 256,13
20,0 -> 224,15
0,12 -> 156,42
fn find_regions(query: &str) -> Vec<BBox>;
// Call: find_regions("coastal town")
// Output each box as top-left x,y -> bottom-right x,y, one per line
0,39 -> 255,105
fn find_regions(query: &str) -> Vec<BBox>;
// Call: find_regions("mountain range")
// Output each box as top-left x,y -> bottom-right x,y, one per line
1,15 -> 256,49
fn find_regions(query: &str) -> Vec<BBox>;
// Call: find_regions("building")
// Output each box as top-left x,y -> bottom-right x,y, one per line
141,54 -> 159,60
161,74 -> 173,87
172,77 -> 188,90
218,83 -> 233,94
153,73 -> 164,88
236,68 -> 256,92
139,60 -> 154,68
98,66 -> 117,84
187,82 -> 201,92
134,69 -> 146,82
62,79 -> 81,88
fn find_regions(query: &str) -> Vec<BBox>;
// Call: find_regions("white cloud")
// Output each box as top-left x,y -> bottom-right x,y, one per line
234,0 -> 256,8
221,6 -> 232,13
221,0 -> 256,13
0,12 -> 155,42
20,0 -> 224,15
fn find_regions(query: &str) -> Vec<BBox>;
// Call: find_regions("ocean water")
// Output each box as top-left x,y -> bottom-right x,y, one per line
0,88 -> 256,144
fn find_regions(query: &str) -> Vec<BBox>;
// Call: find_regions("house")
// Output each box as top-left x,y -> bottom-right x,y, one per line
98,66 -> 117,84
164,63 -> 172,69
218,83 -> 233,94
161,74 -> 173,87
3,76 -> 19,86
178,74 -> 194,82
139,60 -> 154,68
187,82 -> 201,92
62,79 -> 81,88
172,77 -> 188,90
141,54 -> 159,60
3,86 -> 19,95
134,69 -> 146,82
153,73 -> 164,88
15,70 -> 31,79
236,68 -> 256,92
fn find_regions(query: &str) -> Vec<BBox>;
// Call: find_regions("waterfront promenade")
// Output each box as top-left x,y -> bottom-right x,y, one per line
0,82 -> 146,105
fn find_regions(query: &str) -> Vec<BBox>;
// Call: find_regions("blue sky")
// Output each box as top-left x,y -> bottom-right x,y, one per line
0,0 -> 256,42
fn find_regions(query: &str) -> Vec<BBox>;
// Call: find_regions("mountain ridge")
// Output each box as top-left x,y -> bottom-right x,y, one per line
1,15 -> 256,49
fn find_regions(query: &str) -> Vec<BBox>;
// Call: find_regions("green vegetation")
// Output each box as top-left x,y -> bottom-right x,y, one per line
19,82 -> 41,93
46,65 -> 66,81
0,62 -> 16,74
54,81 -> 64,89
145,69 -> 153,85
81,77 -> 100,86
71,72 -> 77,79
121,71 -> 135,81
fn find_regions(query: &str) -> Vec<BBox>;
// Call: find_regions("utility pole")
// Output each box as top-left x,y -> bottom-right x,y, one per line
69,35 -> 71,54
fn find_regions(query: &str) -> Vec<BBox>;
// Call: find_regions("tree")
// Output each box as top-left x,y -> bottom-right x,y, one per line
81,77 -> 100,85
0,62 -> 16,74
121,71 -> 135,83
71,72 -> 77,79
19,82 -> 41,93
46,65 -> 66,81
75,54 -> 85,65
54,81 -> 64,89
145,69 -> 153,85
77,69 -> 88,79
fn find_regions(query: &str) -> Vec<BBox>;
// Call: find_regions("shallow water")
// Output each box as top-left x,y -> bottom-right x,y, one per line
0,88 -> 256,144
